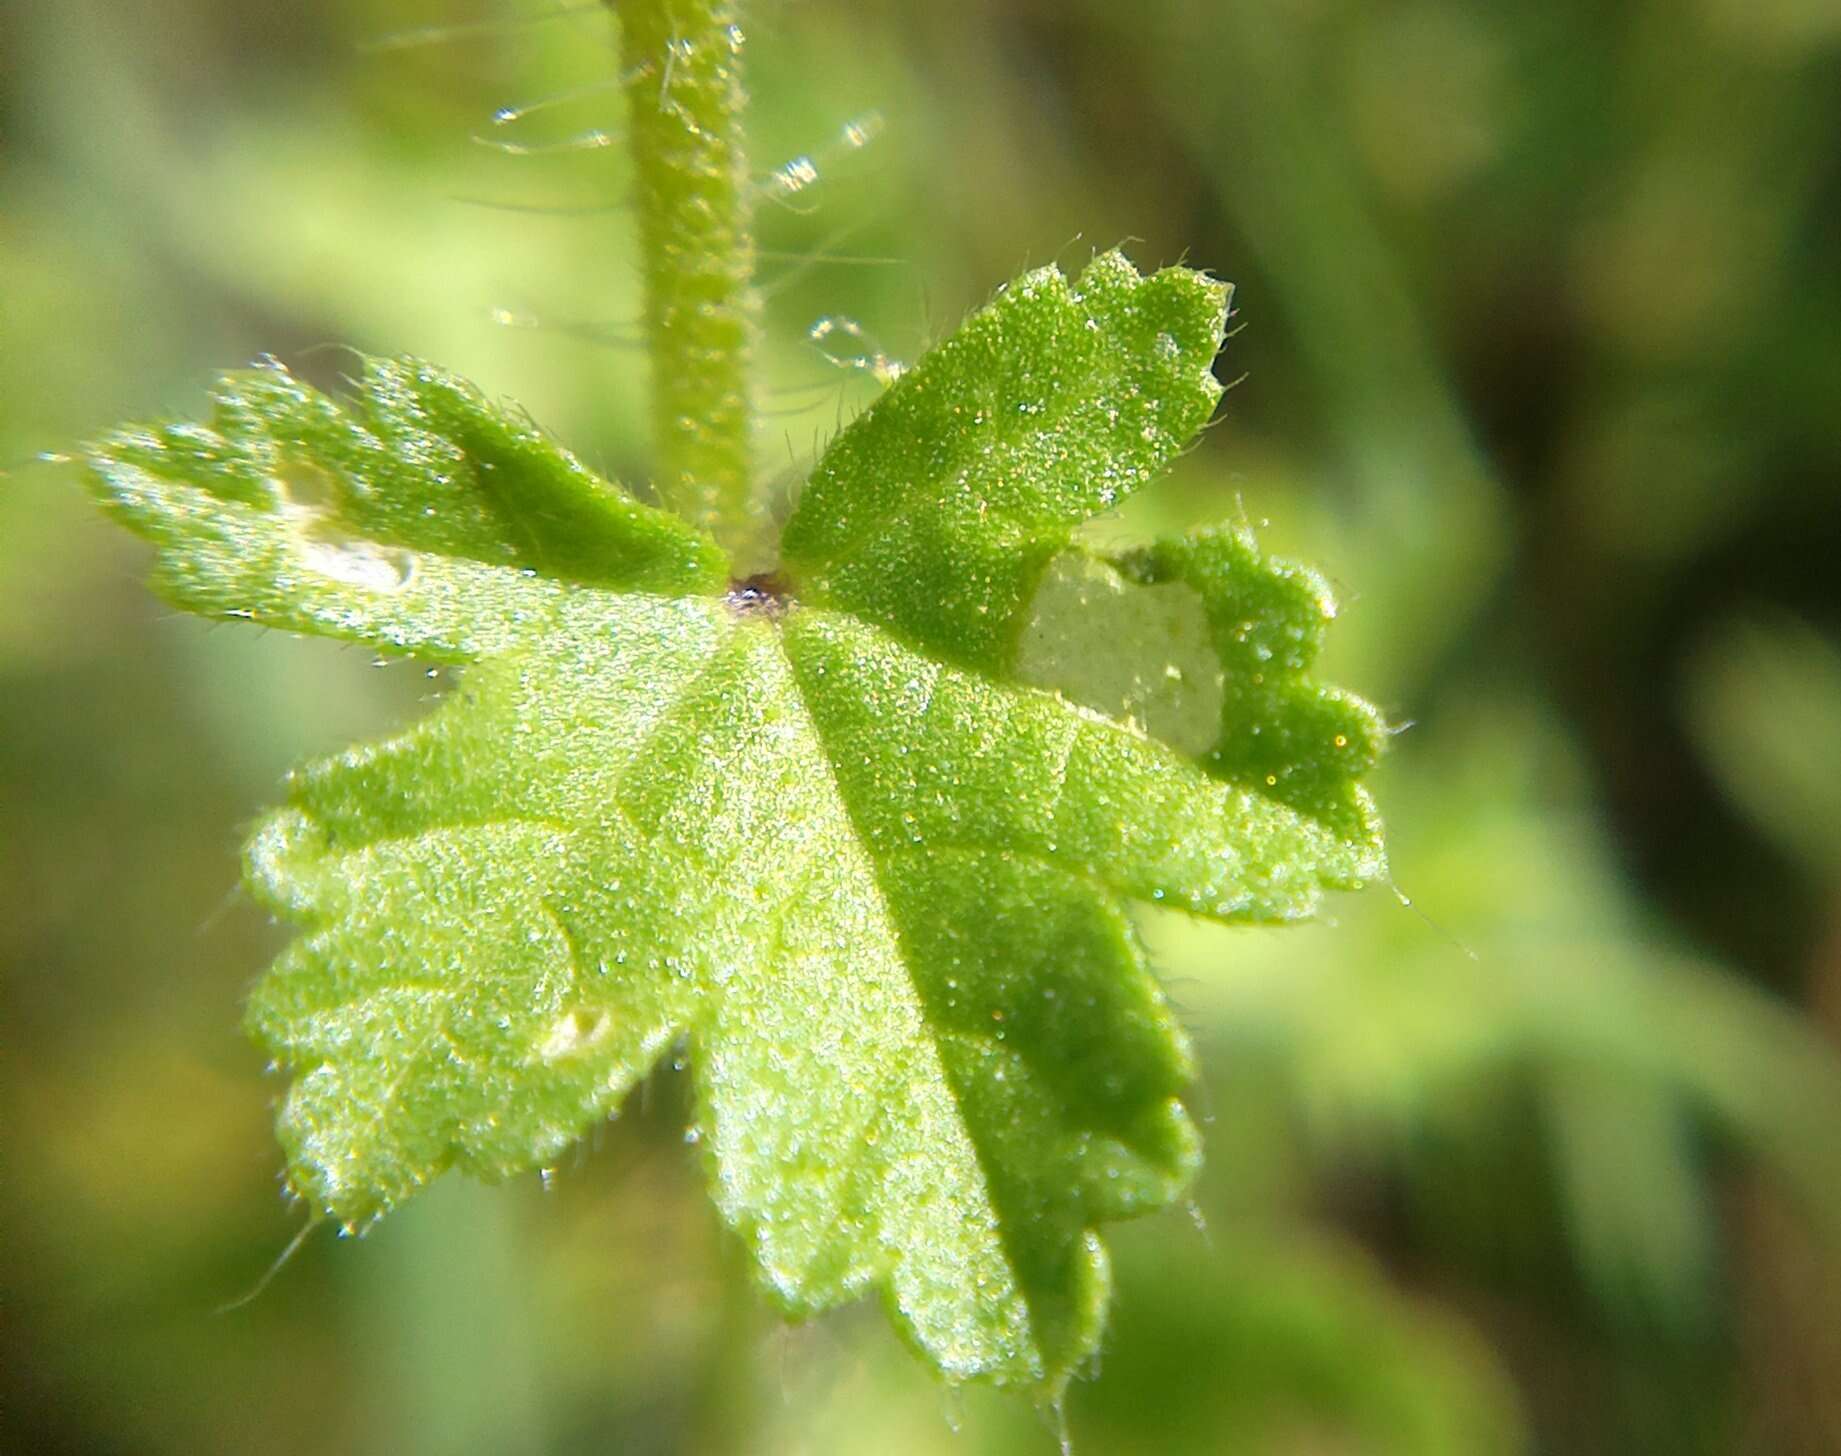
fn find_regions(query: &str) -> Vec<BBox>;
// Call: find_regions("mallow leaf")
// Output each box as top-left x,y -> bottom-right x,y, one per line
86,252 -> 1384,1396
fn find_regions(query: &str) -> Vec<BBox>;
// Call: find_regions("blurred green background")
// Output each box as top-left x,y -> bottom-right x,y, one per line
5,1 -> 1841,1451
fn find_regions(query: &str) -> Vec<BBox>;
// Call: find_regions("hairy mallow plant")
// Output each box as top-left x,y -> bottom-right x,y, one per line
81,0 -> 1384,1410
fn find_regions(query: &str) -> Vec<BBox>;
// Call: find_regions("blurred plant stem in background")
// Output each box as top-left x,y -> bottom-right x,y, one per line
360,1181 -> 547,1456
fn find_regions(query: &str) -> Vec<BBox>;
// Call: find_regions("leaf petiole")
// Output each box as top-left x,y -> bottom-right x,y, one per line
617,0 -> 763,565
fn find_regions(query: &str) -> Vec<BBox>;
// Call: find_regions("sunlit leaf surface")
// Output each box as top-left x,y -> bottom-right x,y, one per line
86,252 -> 1383,1393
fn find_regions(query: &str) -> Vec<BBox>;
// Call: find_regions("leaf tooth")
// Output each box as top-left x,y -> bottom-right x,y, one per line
245,808 -> 336,922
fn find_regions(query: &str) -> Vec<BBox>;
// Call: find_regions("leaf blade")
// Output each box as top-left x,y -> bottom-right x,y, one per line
86,358 -> 725,657
86,266 -> 1385,1399
782,251 -> 1229,671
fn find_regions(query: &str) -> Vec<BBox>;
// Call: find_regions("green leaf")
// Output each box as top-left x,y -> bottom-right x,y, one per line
85,254 -> 1383,1396
88,354 -> 728,659
781,251 -> 1229,673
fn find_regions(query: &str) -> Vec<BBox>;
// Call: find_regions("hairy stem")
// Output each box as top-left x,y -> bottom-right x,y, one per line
617,0 -> 761,563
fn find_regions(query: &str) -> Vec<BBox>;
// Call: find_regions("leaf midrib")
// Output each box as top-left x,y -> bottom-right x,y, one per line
774,609 -> 1072,1379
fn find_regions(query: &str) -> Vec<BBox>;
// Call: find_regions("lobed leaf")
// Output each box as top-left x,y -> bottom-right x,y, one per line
85,253 -> 1384,1396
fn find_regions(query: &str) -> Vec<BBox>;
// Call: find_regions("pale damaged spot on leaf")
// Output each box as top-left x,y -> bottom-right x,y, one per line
539,1007 -> 614,1061
1016,550 -> 1223,755
270,459 -> 419,593
295,530 -> 418,593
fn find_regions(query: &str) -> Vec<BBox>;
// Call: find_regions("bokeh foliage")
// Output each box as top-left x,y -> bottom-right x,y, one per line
4,0 -> 1840,1451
